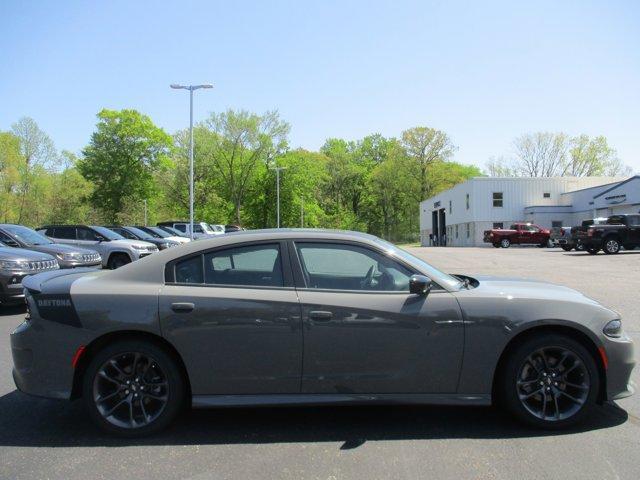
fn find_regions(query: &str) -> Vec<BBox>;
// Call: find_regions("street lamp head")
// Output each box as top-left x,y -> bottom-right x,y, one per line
170,84 -> 187,89
194,84 -> 214,90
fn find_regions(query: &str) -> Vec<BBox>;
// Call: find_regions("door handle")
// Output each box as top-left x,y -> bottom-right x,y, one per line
171,302 -> 195,313
309,310 -> 333,322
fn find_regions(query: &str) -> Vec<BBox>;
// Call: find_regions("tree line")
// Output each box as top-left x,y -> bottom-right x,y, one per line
0,111 -> 632,243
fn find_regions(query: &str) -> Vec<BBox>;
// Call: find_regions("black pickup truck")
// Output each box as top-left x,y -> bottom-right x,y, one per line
577,214 -> 640,254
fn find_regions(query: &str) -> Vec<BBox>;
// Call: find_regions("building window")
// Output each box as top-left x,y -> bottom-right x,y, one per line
543,192 -> 551,198
493,222 -> 503,229
449,200 -> 452,214
552,221 -> 563,228
466,193 -> 469,210
492,192 -> 503,207
455,225 -> 459,238
466,223 -> 470,238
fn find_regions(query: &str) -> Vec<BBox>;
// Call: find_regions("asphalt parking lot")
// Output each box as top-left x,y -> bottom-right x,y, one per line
0,246 -> 638,480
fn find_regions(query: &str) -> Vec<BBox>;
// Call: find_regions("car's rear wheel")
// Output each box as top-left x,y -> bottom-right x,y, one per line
586,247 -> 599,255
108,253 -> 131,269
560,245 -> 573,252
83,339 -> 185,437
501,334 -> 598,429
603,238 -> 621,255
500,238 -> 511,248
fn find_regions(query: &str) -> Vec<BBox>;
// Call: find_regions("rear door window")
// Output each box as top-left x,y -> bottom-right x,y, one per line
204,244 -> 283,287
55,226 -> 77,239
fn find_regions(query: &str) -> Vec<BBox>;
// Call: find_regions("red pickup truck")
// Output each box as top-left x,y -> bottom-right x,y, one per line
483,223 -> 551,248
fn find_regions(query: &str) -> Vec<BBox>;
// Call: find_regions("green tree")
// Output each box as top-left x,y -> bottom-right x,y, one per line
568,135 -> 631,177
78,109 -> 173,223
202,110 -> 289,224
0,132 -> 23,222
401,127 -> 455,202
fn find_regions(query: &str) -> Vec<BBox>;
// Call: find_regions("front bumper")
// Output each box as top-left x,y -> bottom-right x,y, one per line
0,279 -> 26,304
603,332 -> 636,401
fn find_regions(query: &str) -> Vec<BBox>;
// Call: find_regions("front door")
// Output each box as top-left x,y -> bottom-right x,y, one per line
291,241 -> 464,394
159,241 -> 303,394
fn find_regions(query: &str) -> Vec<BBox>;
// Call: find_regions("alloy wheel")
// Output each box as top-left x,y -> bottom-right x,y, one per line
516,346 -> 590,422
605,239 -> 620,254
92,352 -> 169,429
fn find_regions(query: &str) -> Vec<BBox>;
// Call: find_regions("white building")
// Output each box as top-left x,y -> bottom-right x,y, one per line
419,175 -> 640,247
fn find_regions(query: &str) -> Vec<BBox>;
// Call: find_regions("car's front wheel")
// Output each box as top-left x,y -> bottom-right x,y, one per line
83,339 -> 185,437
108,253 -> 132,269
501,333 -> 598,428
603,238 -> 621,255
500,238 -> 511,248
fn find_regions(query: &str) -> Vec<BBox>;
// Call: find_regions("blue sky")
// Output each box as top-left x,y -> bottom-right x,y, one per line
1,0 -> 639,172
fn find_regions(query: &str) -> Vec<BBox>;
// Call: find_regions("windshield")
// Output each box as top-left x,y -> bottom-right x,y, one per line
91,226 -> 125,240
163,226 -> 187,237
3,225 -> 53,245
374,239 -> 464,289
126,227 -> 154,240
200,223 -> 214,234
210,224 -> 225,233
146,227 -> 171,238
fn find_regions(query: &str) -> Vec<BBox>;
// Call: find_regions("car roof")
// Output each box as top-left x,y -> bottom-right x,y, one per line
104,228 -> 382,281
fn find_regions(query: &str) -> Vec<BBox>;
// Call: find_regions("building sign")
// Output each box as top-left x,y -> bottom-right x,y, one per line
605,194 -> 627,205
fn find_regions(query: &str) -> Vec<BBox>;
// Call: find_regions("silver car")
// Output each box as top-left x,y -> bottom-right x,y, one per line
10,229 -> 635,436
0,242 -> 58,305
38,225 -> 158,269
0,224 -> 101,268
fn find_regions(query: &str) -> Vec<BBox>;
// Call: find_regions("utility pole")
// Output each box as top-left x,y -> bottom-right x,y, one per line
170,83 -> 213,239
300,199 -> 304,228
143,199 -> 147,226
269,165 -> 287,228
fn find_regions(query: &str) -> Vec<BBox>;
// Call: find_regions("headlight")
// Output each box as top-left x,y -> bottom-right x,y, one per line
603,319 -> 622,338
0,260 -> 30,271
56,253 -> 80,261
131,244 -> 148,250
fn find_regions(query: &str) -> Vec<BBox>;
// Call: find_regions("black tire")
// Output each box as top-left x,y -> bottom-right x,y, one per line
493,243 -> 501,248
82,339 -> 185,437
603,237 -> 621,255
501,333 -> 599,429
500,238 -> 511,248
560,245 -> 573,252
586,247 -> 599,255
108,253 -> 131,269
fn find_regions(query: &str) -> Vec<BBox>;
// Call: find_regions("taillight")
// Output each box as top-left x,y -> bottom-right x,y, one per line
588,229 -> 594,237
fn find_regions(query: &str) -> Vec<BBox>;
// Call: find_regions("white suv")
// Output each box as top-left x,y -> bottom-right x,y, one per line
38,225 -> 158,269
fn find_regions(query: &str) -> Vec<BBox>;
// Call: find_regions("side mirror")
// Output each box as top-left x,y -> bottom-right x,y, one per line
409,274 -> 432,295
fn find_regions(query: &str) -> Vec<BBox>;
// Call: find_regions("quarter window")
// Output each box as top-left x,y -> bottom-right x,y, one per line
295,242 -> 412,292
175,256 -> 204,284
493,192 -> 503,207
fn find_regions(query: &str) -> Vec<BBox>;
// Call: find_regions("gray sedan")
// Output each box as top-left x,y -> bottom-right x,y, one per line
10,229 -> 635,436
0,224 -> 101,268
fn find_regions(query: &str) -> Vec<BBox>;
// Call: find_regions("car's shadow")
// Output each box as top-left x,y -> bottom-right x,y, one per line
0,304 -> 26,317
0,390 -> 629,449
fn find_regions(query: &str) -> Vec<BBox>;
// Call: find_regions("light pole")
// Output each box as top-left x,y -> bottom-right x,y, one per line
269,165 -> 287,228
170,83 -> 213,239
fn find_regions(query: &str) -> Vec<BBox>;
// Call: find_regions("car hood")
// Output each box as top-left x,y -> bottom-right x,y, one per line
469,275 -> 601,306
110,239 -> 156,248
0,246 -> 55,262
26,243 -> 96,256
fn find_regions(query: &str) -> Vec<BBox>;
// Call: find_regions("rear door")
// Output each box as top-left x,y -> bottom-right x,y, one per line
291,240 -> 464,394
159,240 -> 303,394
626,215 -> 640,245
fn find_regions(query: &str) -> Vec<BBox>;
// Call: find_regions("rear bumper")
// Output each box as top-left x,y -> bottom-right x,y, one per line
10,306 -> 91,400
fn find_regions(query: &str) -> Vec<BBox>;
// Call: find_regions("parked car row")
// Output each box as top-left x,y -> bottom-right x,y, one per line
0,220 -> 243,306
482,214 -> 640,254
